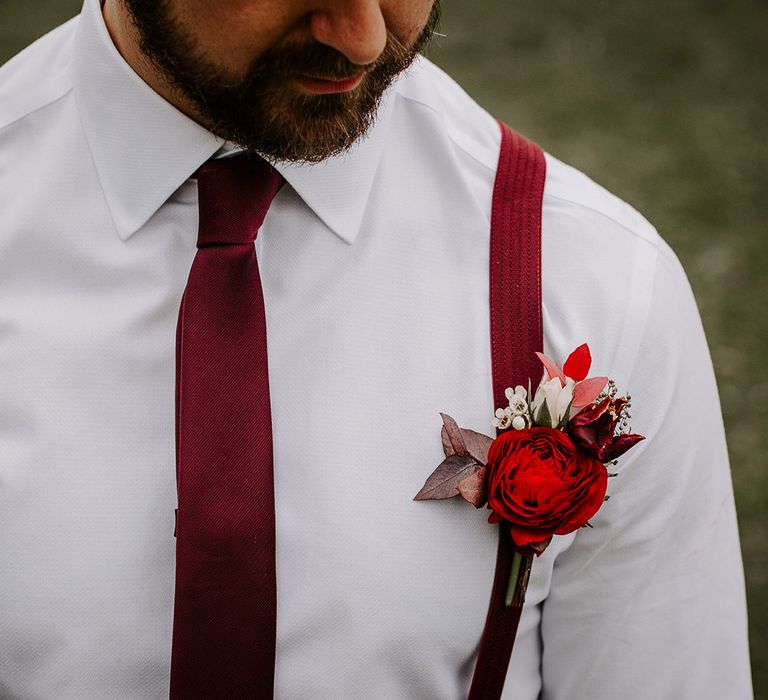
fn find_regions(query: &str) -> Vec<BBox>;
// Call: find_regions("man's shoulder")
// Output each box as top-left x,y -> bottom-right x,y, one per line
0,16 -> 79,134
542,151 -> 661,254
397,56 -> 503,178
398,59 -> 684,383
400,57 -> 662,255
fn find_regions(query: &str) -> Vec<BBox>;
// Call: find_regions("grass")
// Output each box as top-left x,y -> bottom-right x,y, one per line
3,1 -> 766,694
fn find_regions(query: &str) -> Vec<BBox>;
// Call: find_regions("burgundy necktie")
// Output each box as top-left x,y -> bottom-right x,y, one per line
171,154 -> 284,698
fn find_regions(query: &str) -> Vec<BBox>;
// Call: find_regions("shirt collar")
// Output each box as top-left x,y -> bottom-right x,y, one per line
72,0 -> 396,245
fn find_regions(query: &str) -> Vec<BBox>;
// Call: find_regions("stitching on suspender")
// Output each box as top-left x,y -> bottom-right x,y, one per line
467,121 -> 546,700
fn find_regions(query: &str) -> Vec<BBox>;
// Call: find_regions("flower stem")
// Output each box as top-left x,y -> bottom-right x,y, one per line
505,552 -> 522,606
505,551 -> 533,607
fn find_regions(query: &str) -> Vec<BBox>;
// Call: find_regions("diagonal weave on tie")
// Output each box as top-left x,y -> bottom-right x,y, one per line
171,154 -> 284,698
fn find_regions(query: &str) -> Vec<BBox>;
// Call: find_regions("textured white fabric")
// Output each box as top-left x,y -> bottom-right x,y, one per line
0,0 -> 752,698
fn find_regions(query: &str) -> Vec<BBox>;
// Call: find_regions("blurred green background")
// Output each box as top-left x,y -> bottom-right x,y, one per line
2,0 -> 766,694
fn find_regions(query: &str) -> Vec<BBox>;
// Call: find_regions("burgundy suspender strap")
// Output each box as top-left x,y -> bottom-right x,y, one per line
467,121 -> 546,700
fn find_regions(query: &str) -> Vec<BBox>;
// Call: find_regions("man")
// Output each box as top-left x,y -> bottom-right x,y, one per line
0,0 -> 753,698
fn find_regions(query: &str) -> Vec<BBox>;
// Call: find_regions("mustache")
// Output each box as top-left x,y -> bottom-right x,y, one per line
244,32 -> 412,84
241,1 -> 441,87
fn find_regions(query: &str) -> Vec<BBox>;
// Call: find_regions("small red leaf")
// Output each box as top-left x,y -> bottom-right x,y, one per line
413,453 -> 480,501
572,376 -> 608,408
563,343 -> 591,382
457,466 -> 488,507
535,352 -> 566,386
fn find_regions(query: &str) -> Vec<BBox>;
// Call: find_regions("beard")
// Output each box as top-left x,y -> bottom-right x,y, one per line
123,1 -> 442,163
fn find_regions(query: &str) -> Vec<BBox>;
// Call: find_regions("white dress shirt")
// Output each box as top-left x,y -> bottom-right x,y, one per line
0,0 -> 753,698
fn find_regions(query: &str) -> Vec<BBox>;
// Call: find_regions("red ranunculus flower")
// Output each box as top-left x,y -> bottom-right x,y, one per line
567,396 -> 646,462
486,427 -> 608,555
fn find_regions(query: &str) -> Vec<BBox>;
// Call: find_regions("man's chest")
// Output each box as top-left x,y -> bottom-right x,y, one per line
0,168 -> 559,697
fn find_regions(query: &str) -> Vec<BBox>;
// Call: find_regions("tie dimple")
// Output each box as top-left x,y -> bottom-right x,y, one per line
195,155 -> 284,247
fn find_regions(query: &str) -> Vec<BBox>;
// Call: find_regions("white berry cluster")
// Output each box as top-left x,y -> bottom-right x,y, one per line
492,385 -> 532,431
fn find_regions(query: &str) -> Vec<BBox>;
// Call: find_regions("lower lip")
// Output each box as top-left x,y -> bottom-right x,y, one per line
295,74 -> 365,95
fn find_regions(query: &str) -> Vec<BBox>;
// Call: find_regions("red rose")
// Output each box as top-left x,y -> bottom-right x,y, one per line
486,427 -> 608,555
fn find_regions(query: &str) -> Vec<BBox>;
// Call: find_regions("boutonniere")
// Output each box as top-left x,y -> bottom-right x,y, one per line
414,343 -> 645,606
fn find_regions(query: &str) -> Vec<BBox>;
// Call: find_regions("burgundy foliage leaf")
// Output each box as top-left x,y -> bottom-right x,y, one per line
513,536 -> 553,558
456,466 -> 488,507
567,396 -> 645,461
601,433 -> 646,461
441,424 -> 494,465
413,453 -> 481,501
463,430 -> 494,465
439,413 -> 468,456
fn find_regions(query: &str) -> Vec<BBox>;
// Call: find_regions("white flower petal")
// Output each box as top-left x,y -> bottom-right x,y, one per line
556,378 -> 576,423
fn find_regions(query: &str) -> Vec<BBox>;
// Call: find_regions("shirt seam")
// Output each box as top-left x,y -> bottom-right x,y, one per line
543,191 -> 663,252
0,85 -> 74,136
396,89 -> 663,254
395,89 -> 498,175
451,136 -> 498,175
626,243 -> 660,379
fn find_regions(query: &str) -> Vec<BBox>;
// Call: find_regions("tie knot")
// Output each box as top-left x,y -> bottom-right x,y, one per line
194,154 -> 284,248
